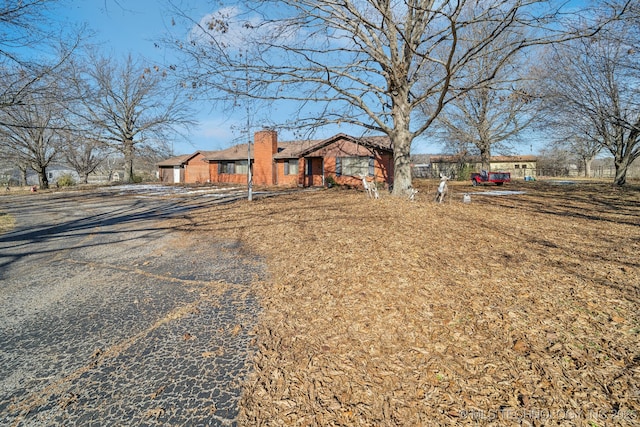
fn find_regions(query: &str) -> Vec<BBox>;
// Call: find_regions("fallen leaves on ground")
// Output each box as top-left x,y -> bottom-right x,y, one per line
174,180 -> 640,426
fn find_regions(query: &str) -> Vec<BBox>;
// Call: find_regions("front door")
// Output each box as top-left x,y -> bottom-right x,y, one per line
173,166 -> 181,183
305,158 -> 312,187
304,158 -> 324,187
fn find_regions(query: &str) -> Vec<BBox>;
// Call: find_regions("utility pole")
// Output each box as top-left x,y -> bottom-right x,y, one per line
247,114 -> 252,201
245,51 -> 253,201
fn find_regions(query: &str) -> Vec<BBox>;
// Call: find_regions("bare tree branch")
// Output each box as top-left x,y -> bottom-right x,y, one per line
538,6 -> 640,185
0,73 -> 66,189
169,0 -> 621,194
67,53 -> 196,182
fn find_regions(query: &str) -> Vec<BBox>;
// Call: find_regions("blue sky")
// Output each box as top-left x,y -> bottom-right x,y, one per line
51,1 -> 544,157
54,1 -> 245,155
50,1 -> 451,155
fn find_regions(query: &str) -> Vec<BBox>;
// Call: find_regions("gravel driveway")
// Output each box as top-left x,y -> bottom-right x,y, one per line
0,188 -> 264,426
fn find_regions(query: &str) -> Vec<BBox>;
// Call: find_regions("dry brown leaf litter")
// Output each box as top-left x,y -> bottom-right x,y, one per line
173,180 -> 639,426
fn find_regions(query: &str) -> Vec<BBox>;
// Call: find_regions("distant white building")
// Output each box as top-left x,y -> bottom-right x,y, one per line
46,165 -> 82,185
2,164 -> 80,186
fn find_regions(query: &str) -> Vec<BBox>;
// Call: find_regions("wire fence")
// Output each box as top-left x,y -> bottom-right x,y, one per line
412,165 -> 617,180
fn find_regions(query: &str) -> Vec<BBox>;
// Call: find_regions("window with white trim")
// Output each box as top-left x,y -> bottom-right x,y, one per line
283,159 -> 298,175
336,156 -> 373,176
218,160 -> 248,174
235,160 -> 248,175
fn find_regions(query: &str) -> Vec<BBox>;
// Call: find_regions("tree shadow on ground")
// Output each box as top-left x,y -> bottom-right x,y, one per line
0,191 -> 255,279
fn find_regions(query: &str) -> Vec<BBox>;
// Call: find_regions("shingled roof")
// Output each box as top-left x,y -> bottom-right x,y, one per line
160,134 -> 394,165
273,140 -> 323,159
157,153 -> 196,167
202,144 -> 253,161
293,133 -> 393,158
157,151 -> 223,166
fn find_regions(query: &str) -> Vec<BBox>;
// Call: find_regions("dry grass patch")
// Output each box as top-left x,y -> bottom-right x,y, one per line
175,180 -> 639,426
0,211 -> 15,234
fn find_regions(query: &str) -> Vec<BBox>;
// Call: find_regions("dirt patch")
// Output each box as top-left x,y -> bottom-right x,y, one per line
173,180 -> 640,426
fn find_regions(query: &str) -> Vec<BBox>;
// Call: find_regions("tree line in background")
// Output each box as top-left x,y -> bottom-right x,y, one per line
0,1 -> 638,190
0,1 -> 193,189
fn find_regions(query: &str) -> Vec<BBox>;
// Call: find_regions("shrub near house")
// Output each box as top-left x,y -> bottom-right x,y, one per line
56,174 -> 76,187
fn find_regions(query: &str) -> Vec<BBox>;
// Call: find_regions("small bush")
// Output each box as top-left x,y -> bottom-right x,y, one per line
57,174 -> 76,187
457,164 -> 474,181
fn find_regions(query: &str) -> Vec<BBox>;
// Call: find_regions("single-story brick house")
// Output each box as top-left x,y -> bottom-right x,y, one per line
429,154 -> 538,178
158,153 -> 197,184
158,130 -> 394,188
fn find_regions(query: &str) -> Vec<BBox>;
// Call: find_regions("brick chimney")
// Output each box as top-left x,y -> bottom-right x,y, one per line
253,129 -> 277,185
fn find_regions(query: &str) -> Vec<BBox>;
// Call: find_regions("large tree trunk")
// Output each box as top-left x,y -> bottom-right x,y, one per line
37,168 -> 49,189
391,129 -> 413,196
476,138 -> 492,171
123,140 -> 135,183
19,166 -> 28,186
480,147 -> 491,172
613,157 -> 628,186
584,156 -> 594,178
390,95 -> 415,196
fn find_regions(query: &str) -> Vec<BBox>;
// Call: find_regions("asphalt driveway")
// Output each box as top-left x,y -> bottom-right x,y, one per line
0,188 -> 263,426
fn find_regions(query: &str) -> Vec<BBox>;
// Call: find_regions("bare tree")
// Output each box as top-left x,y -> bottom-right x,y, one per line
0,1 -> 82,108
97,153 -> 124,183
537,145 -> 572,177
169,0 -> 617,195
0,91 -> 64,189
539,12 -> 640,185
0,1 -> 57,39
73,54 -> 195,182
566,136 -> 602,178
0,2 -> 84,189
0,147 -> 30,186
435,84 -> 538,171
430,23 -> 539,171
62,132 -> 110,184
0,0 -> 59,70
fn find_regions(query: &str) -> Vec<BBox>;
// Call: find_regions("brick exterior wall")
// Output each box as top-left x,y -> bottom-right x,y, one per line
184,153 -> 210,183
159,132 -> 394,188
253,129 -> 277,185
295,139 -> 394,188
276,159 -> 301,186
209,162 -> 248,184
